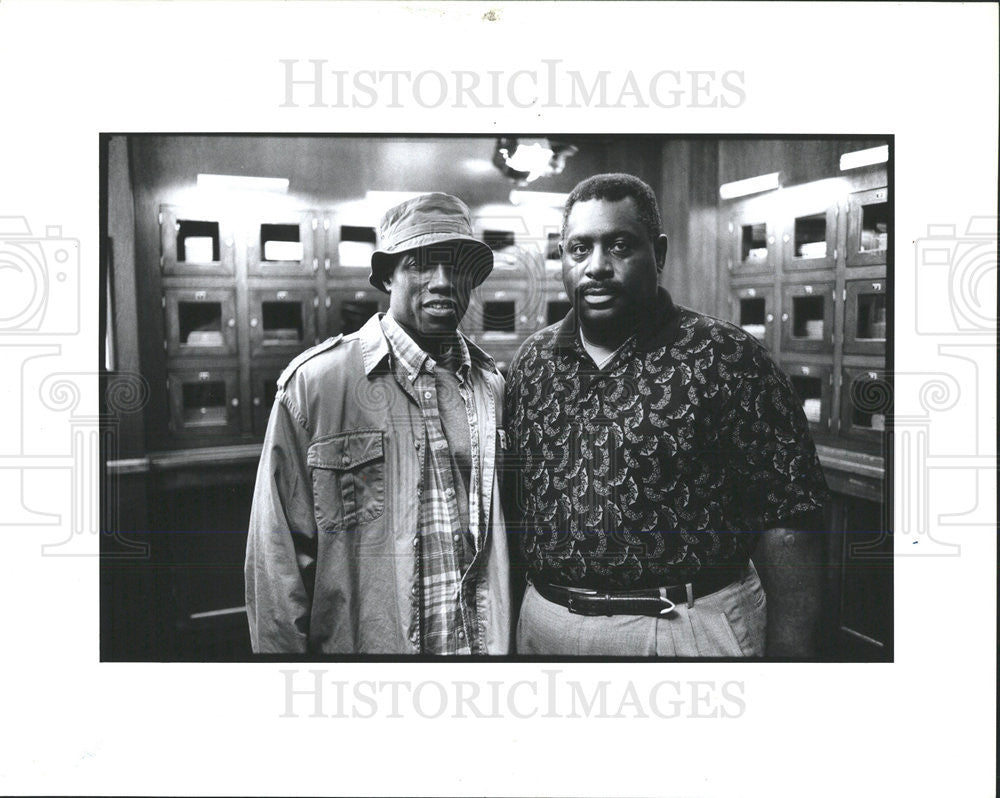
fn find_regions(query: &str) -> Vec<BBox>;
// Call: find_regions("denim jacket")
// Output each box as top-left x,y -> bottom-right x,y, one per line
245,314 -> 511,654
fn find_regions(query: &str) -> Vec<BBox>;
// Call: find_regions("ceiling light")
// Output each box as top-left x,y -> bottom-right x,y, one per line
839,145 -> 889,171
719,172 -> 782,200
493,137 -> 578,185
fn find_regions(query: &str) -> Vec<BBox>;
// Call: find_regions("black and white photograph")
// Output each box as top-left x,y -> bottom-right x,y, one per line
101,134 -> 893,662
1,2 -> 996,796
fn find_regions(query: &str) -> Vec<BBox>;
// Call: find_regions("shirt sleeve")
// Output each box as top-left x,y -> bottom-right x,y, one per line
245,390 -> 317,653
718,340 -> 830,532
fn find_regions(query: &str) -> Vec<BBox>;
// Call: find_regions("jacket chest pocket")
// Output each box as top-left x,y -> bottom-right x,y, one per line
308,430 -> 386,530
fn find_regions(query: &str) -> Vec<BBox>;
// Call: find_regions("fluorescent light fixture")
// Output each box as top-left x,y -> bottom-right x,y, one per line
719,172 -> 782,200
197,173 -> 289,193
839,145 -> 889,171
509,189 -> 569,207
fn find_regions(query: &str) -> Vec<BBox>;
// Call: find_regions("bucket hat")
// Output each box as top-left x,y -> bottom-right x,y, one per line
369,192 -> 494,292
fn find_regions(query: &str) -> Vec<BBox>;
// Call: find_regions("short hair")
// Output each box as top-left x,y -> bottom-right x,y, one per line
561,173 -> 663,243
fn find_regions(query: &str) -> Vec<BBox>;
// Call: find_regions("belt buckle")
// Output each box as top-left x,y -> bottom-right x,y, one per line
564,587 -> 598,616
657,587 -> 677,615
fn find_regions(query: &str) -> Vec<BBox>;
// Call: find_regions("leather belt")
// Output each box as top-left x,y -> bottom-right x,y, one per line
531,562 -> 748,618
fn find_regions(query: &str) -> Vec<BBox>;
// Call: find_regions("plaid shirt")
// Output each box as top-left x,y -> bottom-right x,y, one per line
380,314 -> 487,655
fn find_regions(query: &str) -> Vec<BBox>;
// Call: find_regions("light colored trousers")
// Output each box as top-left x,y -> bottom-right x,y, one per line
517,561 -> 767,657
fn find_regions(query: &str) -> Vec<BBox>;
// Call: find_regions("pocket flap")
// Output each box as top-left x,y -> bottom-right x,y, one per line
308,430 -> 384,470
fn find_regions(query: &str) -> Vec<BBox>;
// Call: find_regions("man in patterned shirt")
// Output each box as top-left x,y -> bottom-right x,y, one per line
247,193 -> 510,654
504,173 -> 829,657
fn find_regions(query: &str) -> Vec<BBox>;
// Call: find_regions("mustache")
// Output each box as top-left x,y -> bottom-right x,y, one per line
422,298 -> 456,306
578,282 -> 622,296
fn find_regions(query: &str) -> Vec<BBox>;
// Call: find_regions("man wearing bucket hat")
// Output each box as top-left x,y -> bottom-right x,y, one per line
246,193 -> 511,654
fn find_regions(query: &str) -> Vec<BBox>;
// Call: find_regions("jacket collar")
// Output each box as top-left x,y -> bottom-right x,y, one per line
359,313 -> 392,376
358,312 -> 499,378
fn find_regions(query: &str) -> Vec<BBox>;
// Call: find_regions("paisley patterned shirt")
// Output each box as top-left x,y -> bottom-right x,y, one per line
503,289 -> 828,589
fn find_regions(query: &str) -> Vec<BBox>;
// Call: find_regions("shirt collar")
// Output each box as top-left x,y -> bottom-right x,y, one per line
376,313 -> 496,382
555,287 -> 680,356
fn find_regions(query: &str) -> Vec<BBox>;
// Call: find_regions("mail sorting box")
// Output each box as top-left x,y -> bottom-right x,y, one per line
159,206 -> 235,277
846,187 -> 889,268
326,284 -> 389,336
248,288 -> 318,357
544,289 -> 572,327
782,204 -> 838,272
328,223 -> 378,274
780,281 -> 835,354
479,245 -> 546,329
251,366 -> 284,434
782,361 -> 834,433
246,212 -> 318,277
840,367 -> 890,445
731,284 -> 776,350
470,285 -> 532,338
167,367 -> 241,438
844,277 -> 888,356
164,288 -> 237,358
727,210 -> 775,276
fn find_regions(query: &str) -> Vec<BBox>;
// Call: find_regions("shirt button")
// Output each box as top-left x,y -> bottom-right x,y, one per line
456,630 -> 465,640
445,487 -> 455,498
341,455 -> 351,466
412,536 -> 420,547
411,583 -> 418,595
423,390 -> 432,399
453,533 -> 461,542
414,438 -> 421,448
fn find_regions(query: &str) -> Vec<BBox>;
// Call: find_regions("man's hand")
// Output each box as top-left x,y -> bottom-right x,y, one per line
752,527 -> 824,658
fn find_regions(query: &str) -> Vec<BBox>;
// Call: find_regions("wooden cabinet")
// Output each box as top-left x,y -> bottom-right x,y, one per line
247,287 -> 318,357
729,283 -> 777,350
246,211 -> 318,278
159,206 -> 235,277
719,157 -> 891,660
156,204 -> 323,448
150,203 -> 562,446
822,489 -> 893,660
846,186 -> 889,268
784,361 -> 835,434
844,277 -> 888,355
726,205 -> 777,276
167,367 -> 241,439
326,281 -> 388,337
782,204 -> 838,272
780,280 -> 836,354
840,367 -> 891,448
164,287 -> 238,358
